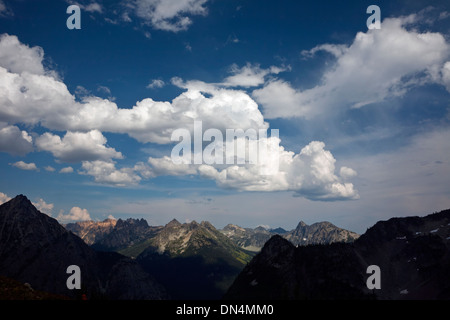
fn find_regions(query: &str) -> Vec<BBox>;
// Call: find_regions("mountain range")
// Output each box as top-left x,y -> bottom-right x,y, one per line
5,193 -> 447,300
224,209 -> 450,299
221,220 -> 359,252
0,194 -> 360,300
66,217 -> 359,254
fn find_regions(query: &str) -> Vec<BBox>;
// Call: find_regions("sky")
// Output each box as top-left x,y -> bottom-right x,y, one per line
0,0 -> 449,234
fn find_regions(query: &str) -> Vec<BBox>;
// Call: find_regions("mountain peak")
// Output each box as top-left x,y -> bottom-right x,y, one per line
296,220 -> 308,229
166,219 -> 181,228
200,221 -> 215,229
8,194 -> 33,207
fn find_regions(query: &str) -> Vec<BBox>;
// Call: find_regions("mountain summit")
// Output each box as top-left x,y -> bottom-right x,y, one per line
0,195 -> 167,299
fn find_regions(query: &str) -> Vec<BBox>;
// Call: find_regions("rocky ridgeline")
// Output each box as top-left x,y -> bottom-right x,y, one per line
0,195 -> 168,300
225,209 -> 450,300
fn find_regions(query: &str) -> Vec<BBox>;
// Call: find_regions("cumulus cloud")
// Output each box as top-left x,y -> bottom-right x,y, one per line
254,15 -> 450,119
35,130 -> 123,162
0,123 -> 33,156
0,33 -> 359,200
147,140 -> 359,201
59,166 -> 74,173
0,192 -> 11,205
340,166 -> 358,180
0,35 -> 267,144
0,34 -> 47,75
44,166 -> 56,172
33,198 -> 54,215
147,79 -> 165,89
80,160 -> 142,186
148,156 -> 197,176
222,63 -> 289,88
57,206 -> 91,222
133,0 -> 208,32
10,161 -> 38,171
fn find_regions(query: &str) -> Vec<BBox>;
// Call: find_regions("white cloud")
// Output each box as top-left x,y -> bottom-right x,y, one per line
252,79 -> 308,119
69,1 -> 103,13
0,123 -> 33,156
97,85 -> 112,95
0,192 -> 11,205
10,161 -> 38,171
133,0 -> 208,32
148,156 -> 197,176
84,2 -> 102,13
147,140 -> 359,201
301,43 -> 347,59
222,63 -> 288,88
44,166 -> 55,172
33,198 -> 54,215
340,166 -> 358,180
57,206 -> 91,222
0,40 -> 267,144
254,15 -> 450,119
442,61 -> 450,92
0,34 -> 47,75
36,130 -> 123,162
0,34 -> 359,200
80,160 -> 142,186
59,166 -> 74,173
146,79 -> 165,89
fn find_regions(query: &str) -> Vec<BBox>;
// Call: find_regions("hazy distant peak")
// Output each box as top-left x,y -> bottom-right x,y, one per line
296,220 -> 308,228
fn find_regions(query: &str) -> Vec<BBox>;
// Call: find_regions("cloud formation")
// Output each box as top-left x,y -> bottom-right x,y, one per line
36,130 -> 123,163
10,161 -> 38,171
0,33 -> 359,200
133,0 -> 208,32
57,206 -> 91,222
147,79 -> 165,89
0,192 -> 11,205
254,15 -> 450,119
59,166 -> 74,173
147,140 -> 359,201
80,160 -> 143,186
222,63 -> 288,88
0,123 -> 33,156
33,198 -> 54,215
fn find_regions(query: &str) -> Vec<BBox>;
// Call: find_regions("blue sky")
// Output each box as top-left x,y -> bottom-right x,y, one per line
0,0 -> 450,234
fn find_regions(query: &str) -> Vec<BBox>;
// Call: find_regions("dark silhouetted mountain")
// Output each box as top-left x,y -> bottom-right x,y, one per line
0,195 -> 168,300
136,219 -> 254,299
224,209 -> 450,300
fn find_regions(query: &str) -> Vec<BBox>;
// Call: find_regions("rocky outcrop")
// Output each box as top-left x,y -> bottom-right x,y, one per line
91,218 -> 162,252
284,221 -> 360,246
65,218 -> 117,245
